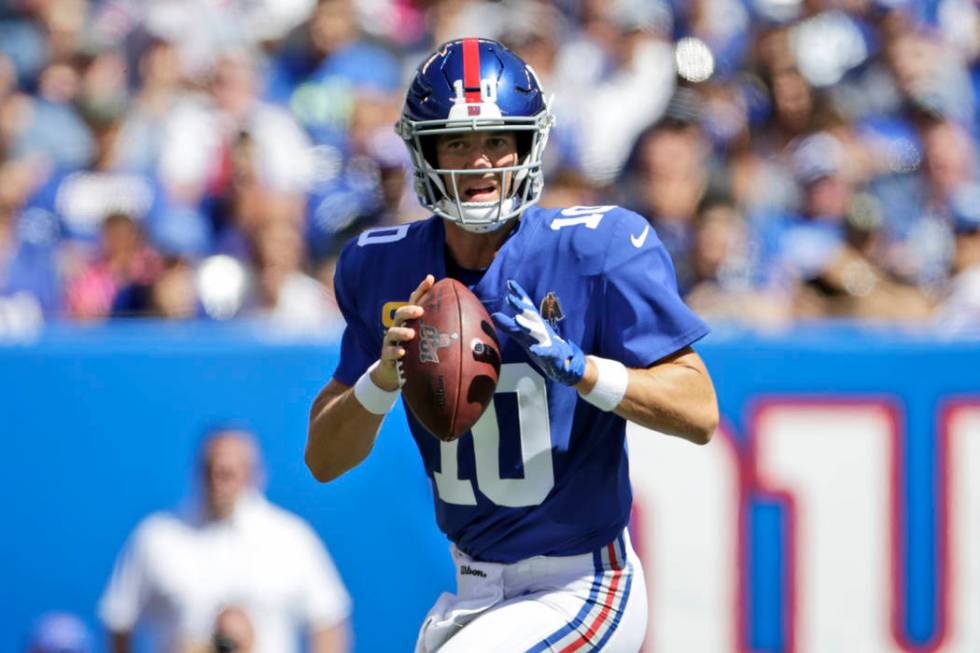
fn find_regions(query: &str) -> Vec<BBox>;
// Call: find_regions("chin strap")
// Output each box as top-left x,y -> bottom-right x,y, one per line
436,197 -> 519,233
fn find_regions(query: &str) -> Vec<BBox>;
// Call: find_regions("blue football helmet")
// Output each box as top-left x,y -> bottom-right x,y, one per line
396,38 -> 554,233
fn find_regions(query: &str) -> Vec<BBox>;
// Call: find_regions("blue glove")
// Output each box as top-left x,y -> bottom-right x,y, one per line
492,280 -> 586,386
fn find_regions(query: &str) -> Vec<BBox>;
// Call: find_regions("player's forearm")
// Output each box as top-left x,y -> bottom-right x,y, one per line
617,365 -> 718,444
311,622 -> 350,653
306,380 -> 385,482
580,349 -> 718,444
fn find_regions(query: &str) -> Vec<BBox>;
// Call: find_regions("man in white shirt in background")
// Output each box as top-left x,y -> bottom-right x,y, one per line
99,427 -> 351,653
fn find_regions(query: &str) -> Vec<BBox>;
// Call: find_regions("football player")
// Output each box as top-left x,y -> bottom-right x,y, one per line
305,39 -> 718,652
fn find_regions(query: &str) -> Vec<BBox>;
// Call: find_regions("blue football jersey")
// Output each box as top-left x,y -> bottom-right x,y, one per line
333,205 -> 709,563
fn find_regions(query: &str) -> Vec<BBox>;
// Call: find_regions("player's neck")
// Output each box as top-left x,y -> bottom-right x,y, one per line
443,218 -> 519,270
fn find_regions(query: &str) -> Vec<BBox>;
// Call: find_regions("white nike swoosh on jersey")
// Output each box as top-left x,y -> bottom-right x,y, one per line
630,225 -> 650,248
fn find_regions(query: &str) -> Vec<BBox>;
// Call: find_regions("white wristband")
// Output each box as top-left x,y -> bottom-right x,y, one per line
579,356 -> 629,412
353,361 -> 401,415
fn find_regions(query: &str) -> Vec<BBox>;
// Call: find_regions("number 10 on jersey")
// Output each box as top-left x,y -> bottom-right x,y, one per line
434,363 -> 555,508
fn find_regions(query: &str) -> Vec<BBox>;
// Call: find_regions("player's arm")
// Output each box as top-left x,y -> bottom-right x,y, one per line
310,622 -> 350,653
305,275 -> 435,483
576,346 -> 717,444
493,280 -> 718,445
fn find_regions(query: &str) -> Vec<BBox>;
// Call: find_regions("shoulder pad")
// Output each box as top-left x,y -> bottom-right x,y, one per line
337,222 -> 423,271
536,206 -> 653,275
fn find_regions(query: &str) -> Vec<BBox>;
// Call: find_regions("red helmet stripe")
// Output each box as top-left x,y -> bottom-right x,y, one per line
462,38 -> 482,103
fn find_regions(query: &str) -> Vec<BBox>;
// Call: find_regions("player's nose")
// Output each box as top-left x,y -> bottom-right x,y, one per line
466,149 -> 494,169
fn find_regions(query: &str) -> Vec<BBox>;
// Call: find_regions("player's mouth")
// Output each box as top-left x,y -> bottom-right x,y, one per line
462,181 -> 499,202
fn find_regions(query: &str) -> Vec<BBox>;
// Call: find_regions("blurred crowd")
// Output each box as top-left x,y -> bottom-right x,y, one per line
22,427 -> 351,653
0,0 -> 978,336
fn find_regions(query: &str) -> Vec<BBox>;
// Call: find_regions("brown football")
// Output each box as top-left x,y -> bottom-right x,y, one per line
401,278 -> 501,442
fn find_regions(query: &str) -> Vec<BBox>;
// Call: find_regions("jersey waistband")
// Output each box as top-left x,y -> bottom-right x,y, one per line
450,529 -> 635,599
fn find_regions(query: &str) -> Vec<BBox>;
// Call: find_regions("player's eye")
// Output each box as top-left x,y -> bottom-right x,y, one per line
440,138 -> 465,151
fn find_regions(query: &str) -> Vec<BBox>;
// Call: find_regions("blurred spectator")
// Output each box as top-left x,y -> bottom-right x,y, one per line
111,253 -> 198,319
99,427 -> 351,653
872,115 -> 978,290
683,0 -> 750,76
112,37 -> 186,174
798,194 -> 934,320
756,131 -> 853,297
497,1 -> 584,175
264,0 -> 401,150
883,14 -> 974,127
263,0 -> 405,262
5,58 -> 94,169
551,0 -> 677,183
248,218 -> 340,332
538,167 -> 601,209
0,160 -> 60,321
207,130 -> 276,260
684,194 -> 791,328
91,0 -> 316,79
159,47 -> 314,209
0,4 -> 47,89
747,130 -> 931,320
64,212 -> 160,320
22,46 -> 207,264
148,255 -> 198,318
0,0 -> 977,330
25,611 -> 92,653
754,34 -> 843,151
934,186 -> 980,334
304,56 -> 409,261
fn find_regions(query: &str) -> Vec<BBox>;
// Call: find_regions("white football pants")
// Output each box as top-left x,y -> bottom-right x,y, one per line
415,530 -> 647,652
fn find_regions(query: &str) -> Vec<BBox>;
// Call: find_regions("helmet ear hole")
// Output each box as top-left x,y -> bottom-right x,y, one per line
420,134 -> 439,168
515,131 -> 533,161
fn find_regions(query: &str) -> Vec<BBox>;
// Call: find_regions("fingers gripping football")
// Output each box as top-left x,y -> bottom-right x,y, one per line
491,280 -> 586,386
372,274 -> 435,391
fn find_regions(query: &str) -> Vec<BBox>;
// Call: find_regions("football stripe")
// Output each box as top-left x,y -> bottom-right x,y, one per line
462,38 -> 482,103
450,280 -> 462,438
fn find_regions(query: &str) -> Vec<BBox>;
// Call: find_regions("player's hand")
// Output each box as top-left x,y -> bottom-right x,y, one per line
491,280 -> 586,386
372,274 -> 435,391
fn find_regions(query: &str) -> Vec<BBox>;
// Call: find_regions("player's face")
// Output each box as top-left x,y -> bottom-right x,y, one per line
202,433 -> 255,519
435,131 -> 519,202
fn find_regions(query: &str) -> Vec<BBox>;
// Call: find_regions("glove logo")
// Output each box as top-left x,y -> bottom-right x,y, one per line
492,280 -> 586,387
539,291 -> 565,329
419,323 -> 458,364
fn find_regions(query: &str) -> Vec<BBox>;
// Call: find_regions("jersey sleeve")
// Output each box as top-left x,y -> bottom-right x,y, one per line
97,519 -> 154,632
332,242 -> 378,386
293,521 -> 352,629
597,210 -> 709,368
